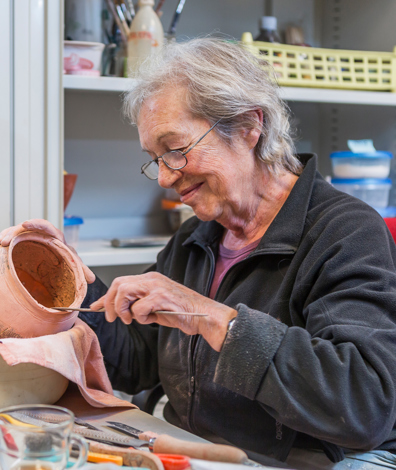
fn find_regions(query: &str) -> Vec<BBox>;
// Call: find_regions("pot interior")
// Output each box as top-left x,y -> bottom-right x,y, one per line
12,241 -> 76,308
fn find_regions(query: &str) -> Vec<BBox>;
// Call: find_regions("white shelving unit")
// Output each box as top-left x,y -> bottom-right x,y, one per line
5,1 -> 396,275
77,239 -> 168,267
64,75 -> 131,93
62,0 -> 396,274
64,75 -> 396,107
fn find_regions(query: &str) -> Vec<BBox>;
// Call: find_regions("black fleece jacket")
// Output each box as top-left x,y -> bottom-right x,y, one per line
81,154 -> 396,463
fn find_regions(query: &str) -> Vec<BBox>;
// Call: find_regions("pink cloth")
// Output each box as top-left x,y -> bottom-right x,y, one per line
0,318 -> 135,409
209,239 -> 261,299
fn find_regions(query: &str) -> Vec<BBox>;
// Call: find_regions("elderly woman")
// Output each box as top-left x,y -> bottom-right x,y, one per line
3,38 -> 396,469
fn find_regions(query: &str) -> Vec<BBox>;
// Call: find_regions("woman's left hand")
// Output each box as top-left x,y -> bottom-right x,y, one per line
90,272 -> 237,352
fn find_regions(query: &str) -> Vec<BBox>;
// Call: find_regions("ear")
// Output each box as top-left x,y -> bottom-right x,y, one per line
242,109 -> 263,150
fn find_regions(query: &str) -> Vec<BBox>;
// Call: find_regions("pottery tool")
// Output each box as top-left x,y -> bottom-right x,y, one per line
70,448 -> 123,466
168,0 -> 187,37
74,418 -> 102,432
155,0 -> 166,13
52,307 -> 207,317
72,427 -> 145,448
105,0 -> 128,45
87,441 -> 164,470
116,4 -> 130,36
105,421 -> 248,464
7,412 -> 146,448
120,2 -> 132,25
125,0 -> 135,19
111,236 -> 170,247
0,413 -> 36,428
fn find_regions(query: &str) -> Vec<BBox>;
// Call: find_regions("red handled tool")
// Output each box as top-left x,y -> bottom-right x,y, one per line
155,453 -> 190,470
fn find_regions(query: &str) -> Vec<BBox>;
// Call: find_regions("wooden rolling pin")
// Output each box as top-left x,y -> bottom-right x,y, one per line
150,434 -> 248,464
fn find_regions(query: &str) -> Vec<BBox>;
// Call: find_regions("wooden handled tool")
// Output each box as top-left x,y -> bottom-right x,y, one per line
88,441 -> 164,470
151,434 -> 248,464
104,422 -> 247,465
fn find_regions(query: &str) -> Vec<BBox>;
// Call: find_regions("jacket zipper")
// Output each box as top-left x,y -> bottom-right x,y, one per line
187,242 -> 216,433
186,243 -> 295,433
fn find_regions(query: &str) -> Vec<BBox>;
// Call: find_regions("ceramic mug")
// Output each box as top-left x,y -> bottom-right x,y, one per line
0,404 -> 88,470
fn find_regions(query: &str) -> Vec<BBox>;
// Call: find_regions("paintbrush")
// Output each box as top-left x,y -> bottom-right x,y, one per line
168,0 -> 186,37
155,0 -> 166,13
105,0 -> 128,46
52,307 -> 207,317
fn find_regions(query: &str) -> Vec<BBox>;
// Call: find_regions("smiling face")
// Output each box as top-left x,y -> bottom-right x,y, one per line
138,88 -> 266,227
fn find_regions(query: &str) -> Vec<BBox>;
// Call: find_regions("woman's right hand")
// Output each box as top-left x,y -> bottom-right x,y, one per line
0,219 -> 96,284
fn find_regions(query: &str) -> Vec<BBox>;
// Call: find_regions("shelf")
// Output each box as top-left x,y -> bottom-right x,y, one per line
64,75 -> 396,106
76,239 -> 168,267
63,75 -> 134,92
279,87 -> 396,106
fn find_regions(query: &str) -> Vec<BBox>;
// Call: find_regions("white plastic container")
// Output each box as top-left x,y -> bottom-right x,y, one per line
64,216 -> 84,248
330,151 -> 393,179
331,178 -> 392,208
64,40 -> 105,75
127,0 -> 164,74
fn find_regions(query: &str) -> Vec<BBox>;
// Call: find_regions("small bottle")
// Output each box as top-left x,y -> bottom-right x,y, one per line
255,16 -> 281,43
127,0 -> 164,74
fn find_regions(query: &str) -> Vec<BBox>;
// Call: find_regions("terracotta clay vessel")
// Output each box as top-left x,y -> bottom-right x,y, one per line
0,231 -> 87,338
64,173 -> 78,211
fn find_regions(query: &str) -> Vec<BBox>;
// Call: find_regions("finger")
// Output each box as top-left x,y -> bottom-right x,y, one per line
0,225 -> 24,246
22,219 -> 66,243
90,296 -> 106,312
100,277 -> 132,323
131,297 -> 178,328
130,299 -> 157,325
0,228 -> 10,242
114,286 -> 138,325
66,245 -> 96,284
82,264 -> 96,284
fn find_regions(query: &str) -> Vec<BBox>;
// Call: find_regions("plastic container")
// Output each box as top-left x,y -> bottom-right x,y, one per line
127,0 -> 164,74
241,34 -> 396,91
330,151 -> 393,178
331,178 -> 392,208
64,216 -> 84,248
376,206 -> 396,218
64,40 -> 105,75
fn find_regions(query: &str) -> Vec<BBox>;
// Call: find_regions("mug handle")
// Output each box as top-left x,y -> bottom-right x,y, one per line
68,434 -> 89,469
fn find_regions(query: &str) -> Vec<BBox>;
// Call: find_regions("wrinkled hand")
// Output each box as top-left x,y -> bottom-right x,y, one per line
0,219 -> 95,284
90,272 -> 237,352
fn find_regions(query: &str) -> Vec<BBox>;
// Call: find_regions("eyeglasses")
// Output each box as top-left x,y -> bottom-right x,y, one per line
141,119 -> 221,180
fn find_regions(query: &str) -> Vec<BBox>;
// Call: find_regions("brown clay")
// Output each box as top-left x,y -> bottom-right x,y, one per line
12,241 -> 75,308
0,231 -> 87,338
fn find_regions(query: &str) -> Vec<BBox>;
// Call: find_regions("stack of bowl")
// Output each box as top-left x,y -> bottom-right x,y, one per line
330,151 -> 394,214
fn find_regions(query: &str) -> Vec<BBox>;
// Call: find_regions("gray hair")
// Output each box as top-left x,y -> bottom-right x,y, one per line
123,37 -> 302,176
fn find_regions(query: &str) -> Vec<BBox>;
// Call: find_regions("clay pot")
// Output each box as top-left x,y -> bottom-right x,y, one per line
0,231 -> 87,338
0,356 -> 69,406
64,173 -> 78,211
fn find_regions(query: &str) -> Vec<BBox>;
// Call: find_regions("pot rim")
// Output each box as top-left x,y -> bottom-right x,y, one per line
6,231 -> 87,322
